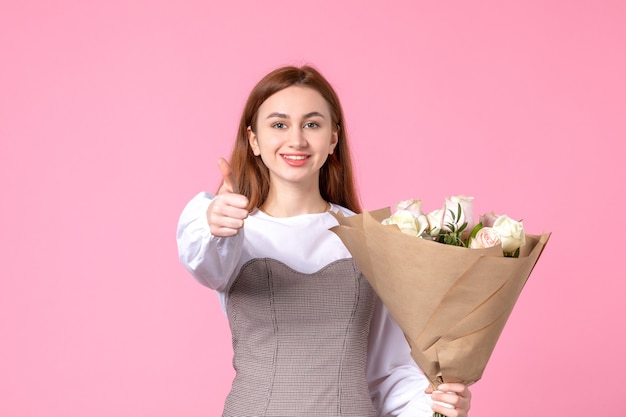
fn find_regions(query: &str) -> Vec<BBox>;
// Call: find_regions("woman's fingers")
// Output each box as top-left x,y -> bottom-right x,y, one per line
430,383 -> 472,417
208,158 -> 249,237
217,157 -> 239,194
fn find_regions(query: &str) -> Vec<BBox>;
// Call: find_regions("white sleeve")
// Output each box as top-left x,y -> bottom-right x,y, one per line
367,298 -> 433,417
176,191 -> 244,292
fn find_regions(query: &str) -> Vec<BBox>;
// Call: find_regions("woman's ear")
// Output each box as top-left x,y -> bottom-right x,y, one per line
248,126 -> 260,156
329,128 -> 339,155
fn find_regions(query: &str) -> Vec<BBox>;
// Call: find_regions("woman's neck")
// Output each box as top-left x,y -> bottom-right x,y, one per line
260,184 -> 329,218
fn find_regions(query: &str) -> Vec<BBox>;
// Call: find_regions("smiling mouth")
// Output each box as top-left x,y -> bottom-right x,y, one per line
282,154 -> 309,161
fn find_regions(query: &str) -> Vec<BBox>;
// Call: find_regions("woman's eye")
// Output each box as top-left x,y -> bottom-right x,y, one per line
271,122 -> 287,129
304,122 -> 319,129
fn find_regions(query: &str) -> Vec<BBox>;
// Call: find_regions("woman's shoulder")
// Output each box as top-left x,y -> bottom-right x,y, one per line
329,203 -> 355,217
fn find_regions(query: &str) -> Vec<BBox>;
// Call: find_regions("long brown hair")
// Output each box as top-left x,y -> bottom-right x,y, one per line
228,65 -> 362,213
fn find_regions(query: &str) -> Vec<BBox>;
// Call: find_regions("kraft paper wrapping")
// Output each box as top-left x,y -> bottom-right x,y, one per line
330,208 -> 550,388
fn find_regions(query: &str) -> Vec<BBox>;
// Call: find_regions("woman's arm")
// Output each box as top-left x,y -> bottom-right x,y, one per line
176,191 -> 244,291
366,298 -> 433,417
366,298 -> 472,416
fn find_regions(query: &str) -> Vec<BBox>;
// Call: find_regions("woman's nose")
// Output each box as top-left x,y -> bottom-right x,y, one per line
288,127 -> 307,148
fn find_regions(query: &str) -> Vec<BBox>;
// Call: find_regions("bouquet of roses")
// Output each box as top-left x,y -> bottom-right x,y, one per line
330,196 -> 550,417
383,196 -> 527,257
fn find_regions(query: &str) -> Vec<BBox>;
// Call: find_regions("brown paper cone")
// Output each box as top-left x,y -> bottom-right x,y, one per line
330,209 -> 550,387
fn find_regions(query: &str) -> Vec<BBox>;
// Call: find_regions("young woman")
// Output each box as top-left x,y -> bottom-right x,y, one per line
177,65 -> 472,417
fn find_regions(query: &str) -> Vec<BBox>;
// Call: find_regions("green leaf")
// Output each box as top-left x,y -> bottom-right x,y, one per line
447,208 -> 456,223
469,223 -> 483,239
466,223 -> 483,247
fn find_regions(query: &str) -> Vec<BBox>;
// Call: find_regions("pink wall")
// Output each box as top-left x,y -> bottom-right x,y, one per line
1,1 -> 624,415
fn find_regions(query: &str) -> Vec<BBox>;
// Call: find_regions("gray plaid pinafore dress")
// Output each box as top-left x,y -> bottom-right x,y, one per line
223,257 -> 378,417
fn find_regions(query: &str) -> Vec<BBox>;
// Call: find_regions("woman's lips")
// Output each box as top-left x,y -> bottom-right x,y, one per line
281,154 -> 310,166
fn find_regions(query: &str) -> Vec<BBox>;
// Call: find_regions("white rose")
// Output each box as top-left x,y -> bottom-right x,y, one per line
415,215 -> 429,237
382,210 -> 428,237
395,199 -> 424,218
492,215 -> 526,254
469,227 -> 501,249
443,195 -> 475,238
425,208 -> 444,237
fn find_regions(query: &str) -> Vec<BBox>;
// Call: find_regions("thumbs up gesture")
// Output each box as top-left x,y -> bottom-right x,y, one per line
206,158 -> 250,237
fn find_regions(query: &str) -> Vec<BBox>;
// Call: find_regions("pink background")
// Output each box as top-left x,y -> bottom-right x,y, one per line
1,1 -> 624,416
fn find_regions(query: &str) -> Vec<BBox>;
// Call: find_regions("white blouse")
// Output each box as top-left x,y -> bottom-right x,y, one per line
176,192 -> 433,417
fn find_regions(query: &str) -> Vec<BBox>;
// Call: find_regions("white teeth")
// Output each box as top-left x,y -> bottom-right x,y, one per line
283,155 -> 307,160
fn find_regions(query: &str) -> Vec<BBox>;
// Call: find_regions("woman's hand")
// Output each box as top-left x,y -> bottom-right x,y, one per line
207,158 -> 249,237
426,383 -> 472,417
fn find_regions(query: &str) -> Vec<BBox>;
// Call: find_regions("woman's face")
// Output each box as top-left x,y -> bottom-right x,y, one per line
248,86 -> 338,190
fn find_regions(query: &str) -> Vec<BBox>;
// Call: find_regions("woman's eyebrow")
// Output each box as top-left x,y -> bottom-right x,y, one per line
265,111 -> 326,119
304,111 -> 325,119
266,112 -> 288,119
